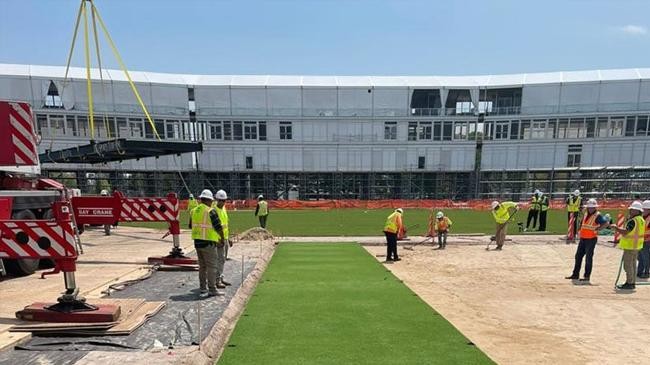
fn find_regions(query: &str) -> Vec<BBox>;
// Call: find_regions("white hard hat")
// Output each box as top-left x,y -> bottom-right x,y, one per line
642,200 -> 650,210
436,211 -> 444,219
395,208 -> 403,214
199,189 -> 214,200
573,190 -> 580,196
585,198 -> 598,208
534,189 -> 540,195
258,194 -> 264,200
629,200 -> 644,212
100,189 -> 108,196
491,201 -> 499,210
215,189 -> 228,200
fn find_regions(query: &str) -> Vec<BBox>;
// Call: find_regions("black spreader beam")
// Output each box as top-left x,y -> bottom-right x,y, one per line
40,139 -> 203,164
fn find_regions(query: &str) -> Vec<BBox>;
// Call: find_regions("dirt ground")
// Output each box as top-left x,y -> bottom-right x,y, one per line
364,235 -> 650,365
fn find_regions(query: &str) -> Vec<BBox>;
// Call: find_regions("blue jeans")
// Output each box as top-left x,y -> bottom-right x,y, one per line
637,242 -> 650,277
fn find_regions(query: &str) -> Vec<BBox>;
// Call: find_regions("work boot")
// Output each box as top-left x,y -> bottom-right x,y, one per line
565,275 -> 579,280
579,277 -> 590,282
216,280 -> 226,289
495,245 -> 503,250
199,288 -> 208,294
221,278 -> 232,286
393,258 -> 401,262
616,283 -> 635,290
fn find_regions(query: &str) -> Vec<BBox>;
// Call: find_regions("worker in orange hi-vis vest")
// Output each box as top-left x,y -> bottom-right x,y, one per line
564,198 -> 609,283
433,211 -> 453,249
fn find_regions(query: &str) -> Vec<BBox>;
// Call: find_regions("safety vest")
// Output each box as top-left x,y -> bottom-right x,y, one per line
645,215 -> 650,242
539,195 -> 549,211
579,211 -> 600,239
493,202 -> 516,224
187,197 -> 198,211
215,205 -> 229,240
435,217 -> 452,232
258,201 -> 268,216
384,212 -> 402,233
567,196 -> 582,212
619,215 -> 646,250
530,196 -> 540,211
190,204 -> 219,242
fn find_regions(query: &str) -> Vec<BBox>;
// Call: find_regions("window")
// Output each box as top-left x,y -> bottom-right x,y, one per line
597,117 -> 608,138
244,122 -> 258,140
455,101 -> 473,114
223,121 -> 232,140
259,121 -> 267,141
44,81 -> 63,108
154,120 -> 165,139
36,114 -> 48,135
519,120 -> 531,139
531,120 -> 546,139
233,121 -> 243,140
208,121 -> 222,139
610,117 -> 624,136
418,122 -> 432,140
195,121 -> 206,141
384,122 -> 397,140
495,121 -> 509,140
49,115 -> 65,136
510,120 -> 519,140
245,156 -> 253,169
548,119 -> 558,139
280,122 -> 292,140
453,122 -> 468,140
418,156 -> 425,169
585,117 -> 596,138
442,121 -> 453,141
637,116 -> 649,136
567,118 -> 585,138
433,122 -> 442,140
478,101 -> 493,114
77,115 -> 89,137
567,144 -> 582,167
625,116 -> 636,137
129,118 -> 144,138
407,122 -> 417,141
166,120 -> 180,139
65,115 -> 78,136
557,118 -> 569,139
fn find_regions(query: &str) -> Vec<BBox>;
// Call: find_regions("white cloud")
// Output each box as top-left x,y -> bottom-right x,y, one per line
619,25 -> 647,35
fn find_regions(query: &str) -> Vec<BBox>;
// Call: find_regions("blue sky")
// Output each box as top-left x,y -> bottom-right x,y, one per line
1,0 -> 649,76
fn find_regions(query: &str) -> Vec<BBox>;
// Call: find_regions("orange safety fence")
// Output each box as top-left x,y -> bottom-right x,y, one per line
180,199 -> 636,211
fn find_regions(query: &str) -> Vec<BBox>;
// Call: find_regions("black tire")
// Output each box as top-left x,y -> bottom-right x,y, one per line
4,209 -> 40,276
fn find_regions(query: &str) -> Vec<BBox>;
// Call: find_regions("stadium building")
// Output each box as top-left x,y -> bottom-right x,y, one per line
1,63 -> 650,200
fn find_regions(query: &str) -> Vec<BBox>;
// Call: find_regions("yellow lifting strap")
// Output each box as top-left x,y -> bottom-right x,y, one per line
81,0 -> 95,140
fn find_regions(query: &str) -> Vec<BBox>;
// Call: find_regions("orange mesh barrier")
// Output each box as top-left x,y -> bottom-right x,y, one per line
181,199 -> 633,211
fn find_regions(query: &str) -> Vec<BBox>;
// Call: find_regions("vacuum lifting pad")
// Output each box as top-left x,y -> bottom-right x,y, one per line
16,303 -> 121,323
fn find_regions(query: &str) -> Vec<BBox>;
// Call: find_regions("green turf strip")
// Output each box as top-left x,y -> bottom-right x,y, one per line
217,243 -> 494,365
126,208 -> 617,237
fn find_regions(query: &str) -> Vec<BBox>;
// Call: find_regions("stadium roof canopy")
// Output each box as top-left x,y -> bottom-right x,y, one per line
2,63 -> 650,88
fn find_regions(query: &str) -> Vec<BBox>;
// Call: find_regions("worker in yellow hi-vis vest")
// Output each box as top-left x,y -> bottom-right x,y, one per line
566,190 -> 582,242
611,201 -> 646,290
491,201 -> 519,250
383,208 -> 403,262
214,189 -> 232,289
255,195 -> 269,229
188,189 -> 225,297
433,211 -> 453,249
525,189 -> 540,231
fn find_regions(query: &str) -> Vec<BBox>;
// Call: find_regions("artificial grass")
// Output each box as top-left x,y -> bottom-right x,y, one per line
124,208 -> 617,236
217,243 -> 494,365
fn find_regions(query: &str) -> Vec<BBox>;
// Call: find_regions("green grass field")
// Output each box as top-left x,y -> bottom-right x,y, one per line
217,243 -> 494,365
125,208 -> 616,236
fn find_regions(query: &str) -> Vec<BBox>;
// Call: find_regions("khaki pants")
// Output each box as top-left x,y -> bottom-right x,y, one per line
216,242 -> 227,279
622,249 -> 639,285
495,223 -> 507,247
196,245 -> 218,294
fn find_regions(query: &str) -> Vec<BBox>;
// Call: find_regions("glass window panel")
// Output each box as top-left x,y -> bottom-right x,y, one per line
548,119 -> 557,139
625,116 -> 636,136
453,121 -> 467,140
510,120 -> 519,140
557,118 -> 569,139
610,116 -> 624,136
259,121 -> 267,141
384,122 -> 397,140
433,122 -> 442,140
597,117 -> 608,138
77,115 -> 89,137
223,121 -> 232,140
519,120 -> 531,139
585,117 -> 595,138
408,122 -> 417,141
418,122 -> 432,140
65,115 -> 77,137
442,121 -> 453,141
49,115 -> 65,136
637,116 -> 648,136
233,121 -> 243,140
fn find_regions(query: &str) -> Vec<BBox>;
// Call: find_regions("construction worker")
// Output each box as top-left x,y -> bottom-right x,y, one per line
255,195 -> 269,229
214,189 -> 232,289
187,193 -> 198,211
491,201 -> 519,250
537,191 -> 550,232
566,190 -> 582,242
188,189 -> 225,297
383,208 -> 403,261
434,211 -> 452,249
611,201 -> 646,290
636,200 -> 650,279
565,198 -> 609,282
100,190 -> 111,236
525,189 -> 540,231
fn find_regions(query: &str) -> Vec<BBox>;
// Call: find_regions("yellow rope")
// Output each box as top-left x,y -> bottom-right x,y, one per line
60,0 -> 84,102
91,2 -> 161,141
89,1 -> 111,139
82,0 -> 95,141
